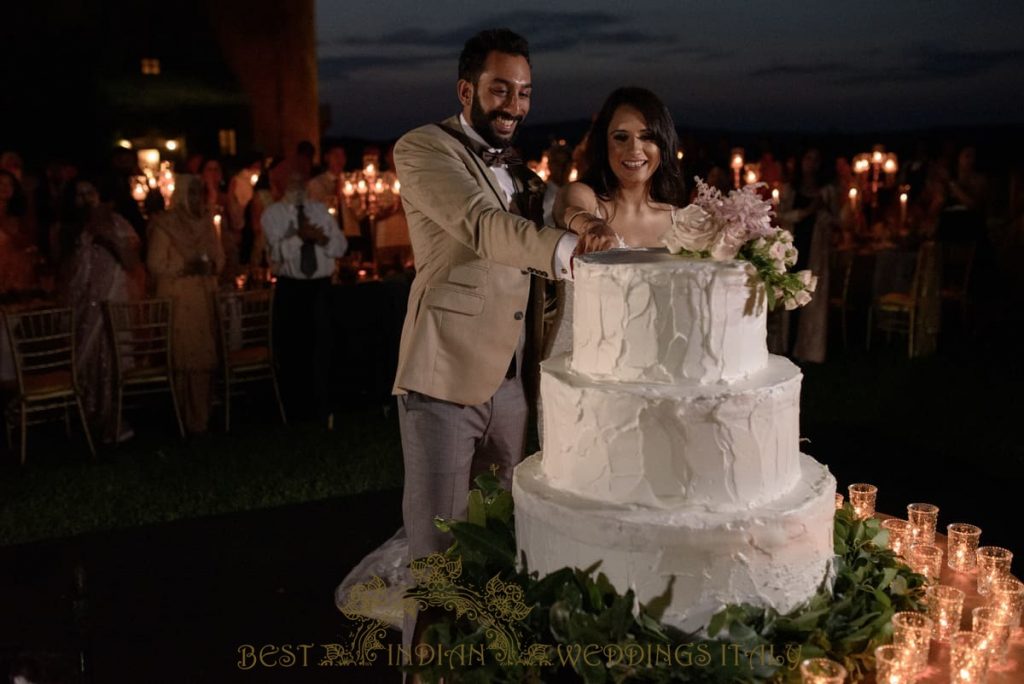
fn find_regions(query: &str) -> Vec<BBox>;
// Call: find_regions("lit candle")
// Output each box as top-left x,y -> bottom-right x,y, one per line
883,158 -> 897,174
873,645 -> 915,684
392,180 -> 401,195
328,207 -> 336,216
771,188 -> 780,206
250,173 -> 259,186
988,578 -> 1024,632
907,503 -> 939,545
676,149 -> 684,160
847,483 -> 877,520
357,179 -> 368,195
949,631 -> 990,684
364,163 -> 376,177
899,191 -> 908,227
343,180 -> 355,198
909,543 -> 943,584
946,523 -> 981,572
131,181 -> 147,202
972,606 -> 1012,665
848,187 -> 858,210
976,546 -> 1013,595
213,213 -> 222,239
798,658 -> 846,684
927,585 -> 965,642
569,167 -> 578,182
892,611 -> 933,677
374,178 -> 385,194
880,518 -> 912,558
745,168 -> 758,185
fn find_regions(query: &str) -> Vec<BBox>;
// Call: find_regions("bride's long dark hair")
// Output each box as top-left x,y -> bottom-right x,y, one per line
580,87 -> 687,207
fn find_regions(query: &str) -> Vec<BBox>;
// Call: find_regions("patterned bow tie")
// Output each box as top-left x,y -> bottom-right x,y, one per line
480,147 -> 522,168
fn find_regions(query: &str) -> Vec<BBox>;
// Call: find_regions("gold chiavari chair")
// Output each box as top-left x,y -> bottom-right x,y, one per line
3,307 -> 94,464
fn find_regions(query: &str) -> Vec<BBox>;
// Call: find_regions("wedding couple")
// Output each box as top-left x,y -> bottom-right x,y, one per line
339,27 -> 692,652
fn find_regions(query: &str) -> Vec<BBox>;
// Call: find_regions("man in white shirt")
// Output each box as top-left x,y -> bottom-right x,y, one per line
262,173 -> 348,427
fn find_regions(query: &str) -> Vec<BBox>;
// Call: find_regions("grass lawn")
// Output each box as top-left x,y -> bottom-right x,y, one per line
0,406 -> 404,546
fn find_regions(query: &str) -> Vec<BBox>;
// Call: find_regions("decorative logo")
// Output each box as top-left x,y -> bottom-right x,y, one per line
329,552 -> 551,667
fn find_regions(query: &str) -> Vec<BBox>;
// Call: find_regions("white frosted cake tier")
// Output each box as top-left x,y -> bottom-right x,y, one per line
540,353 -> 802,510
514,451 -> 836,633
571,250 -> 768,385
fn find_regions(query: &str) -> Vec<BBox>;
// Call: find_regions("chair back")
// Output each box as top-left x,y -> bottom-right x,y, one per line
215,290 -> 274,365
3,307 -> 76,394
104,298 -> 173,377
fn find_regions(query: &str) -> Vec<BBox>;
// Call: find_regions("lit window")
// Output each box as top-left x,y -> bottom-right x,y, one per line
141,58 -> 161,75
218,129 -> 237,156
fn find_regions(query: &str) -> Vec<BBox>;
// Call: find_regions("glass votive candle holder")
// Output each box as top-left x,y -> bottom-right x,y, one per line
891,611 -> 933,675
835,492 -> 844,509
848,483 -> 877,520
909,543 -> 943,584
976,546 -> 1013,595
874,644 -> 915,684
987,577 -> 1023,631
880,518 -> 912,558
972,606 -> 1012,665
906,503 -> 939,545
946,523 -> 982,573
799,657 -> 847,684
926,584 -> 965,642
949,631 -> 990,684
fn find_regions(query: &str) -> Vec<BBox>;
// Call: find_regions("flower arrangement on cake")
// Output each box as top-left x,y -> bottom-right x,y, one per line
661,177 -> 817,311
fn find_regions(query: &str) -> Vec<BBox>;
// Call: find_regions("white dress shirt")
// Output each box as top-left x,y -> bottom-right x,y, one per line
262,196 -> 348,279
458,115 -> 577,280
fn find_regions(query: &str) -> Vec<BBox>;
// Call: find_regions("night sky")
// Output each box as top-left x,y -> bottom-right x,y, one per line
316,0 -> 1024,139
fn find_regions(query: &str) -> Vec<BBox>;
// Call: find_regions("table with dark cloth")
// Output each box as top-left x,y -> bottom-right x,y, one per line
328,276 -> 410,407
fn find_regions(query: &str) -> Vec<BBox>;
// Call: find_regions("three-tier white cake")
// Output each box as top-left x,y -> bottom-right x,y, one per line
513,250 -> 836,632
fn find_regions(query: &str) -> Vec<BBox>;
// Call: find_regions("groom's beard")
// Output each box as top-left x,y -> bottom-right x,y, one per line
469,92 -> 523,149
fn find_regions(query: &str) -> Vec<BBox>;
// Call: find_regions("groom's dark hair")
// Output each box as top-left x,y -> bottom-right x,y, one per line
459,29 -> 530,84
581,87 -> 687,207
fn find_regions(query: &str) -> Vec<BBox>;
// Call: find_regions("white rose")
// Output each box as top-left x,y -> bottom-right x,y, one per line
661,204 -> 716,254
795,289 -> 813,307
768,240 -> 788,262
797,270 -> 817,292
784,295 -> 799,311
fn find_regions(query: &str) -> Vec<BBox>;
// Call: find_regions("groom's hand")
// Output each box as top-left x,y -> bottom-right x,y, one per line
575,219 -> 618,255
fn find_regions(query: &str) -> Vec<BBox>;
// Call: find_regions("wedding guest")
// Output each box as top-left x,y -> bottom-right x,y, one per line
542,141 -> 573,226
103,147 -> 148,247
0,169 -> 37,294
64,180 -> 144,443
200,157 -> 235,284
777,147 -> 837,363
262,171 -> 347,426
184,152 -> 205,175
243,157 -> 288,271
146,174 -> 224,434
306,143 -> 361,239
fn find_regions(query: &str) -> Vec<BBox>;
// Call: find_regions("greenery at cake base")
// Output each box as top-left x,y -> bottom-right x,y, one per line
404,474 -> 925,683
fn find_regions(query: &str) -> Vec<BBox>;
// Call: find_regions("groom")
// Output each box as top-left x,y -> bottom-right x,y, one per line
392,28 -> 614,651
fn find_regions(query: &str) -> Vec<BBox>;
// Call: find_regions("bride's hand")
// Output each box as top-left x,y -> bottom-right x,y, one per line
575,218 -> 619,255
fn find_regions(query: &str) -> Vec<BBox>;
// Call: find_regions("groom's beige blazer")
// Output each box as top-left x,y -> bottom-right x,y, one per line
392,115 -> 566,406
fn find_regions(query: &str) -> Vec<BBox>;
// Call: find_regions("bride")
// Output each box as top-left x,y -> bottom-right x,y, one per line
545,86 -> 689,361
337,86 -> 690,626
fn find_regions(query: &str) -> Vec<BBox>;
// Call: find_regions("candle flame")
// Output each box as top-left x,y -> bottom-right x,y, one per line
900,192 -> 908,203
250,173 -> 259,186
849,188 -> 858,200
392,180 -> 401,194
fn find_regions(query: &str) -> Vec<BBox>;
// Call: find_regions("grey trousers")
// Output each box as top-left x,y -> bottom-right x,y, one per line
397,375 -> 528,655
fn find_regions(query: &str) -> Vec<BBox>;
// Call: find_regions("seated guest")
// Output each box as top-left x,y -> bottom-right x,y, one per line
262,172 -> 347,427
147,175 -> 224,435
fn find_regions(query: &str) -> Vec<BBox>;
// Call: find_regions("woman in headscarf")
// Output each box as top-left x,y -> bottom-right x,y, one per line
147,174 -> 224,434
63,179 -> 145,442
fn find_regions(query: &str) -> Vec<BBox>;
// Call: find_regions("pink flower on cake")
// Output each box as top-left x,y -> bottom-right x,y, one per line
661,176 -> 817,310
